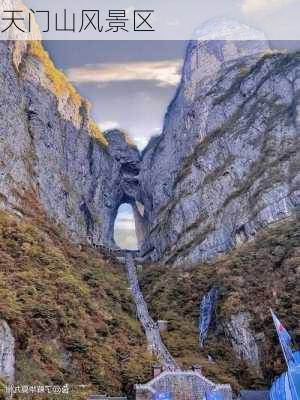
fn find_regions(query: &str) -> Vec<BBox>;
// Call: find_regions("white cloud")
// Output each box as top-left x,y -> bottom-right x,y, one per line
98,120 -> 120,132
114,209 -> 138,250
114,228 -> 138,250
67,60 -> 182,87
241,0 -> 294,14
133,136 -> 148,150
115,218 -> 135,229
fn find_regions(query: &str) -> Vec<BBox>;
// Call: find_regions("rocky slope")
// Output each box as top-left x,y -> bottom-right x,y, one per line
140,21 -> 300,266
0,37 -> 142,248
140,214 -> 300,391
0,208 -> 154,399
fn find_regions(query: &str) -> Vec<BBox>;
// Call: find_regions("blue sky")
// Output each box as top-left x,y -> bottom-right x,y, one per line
114,204 -> 138,249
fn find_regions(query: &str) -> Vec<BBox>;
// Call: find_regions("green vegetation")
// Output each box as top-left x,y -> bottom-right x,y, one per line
0,210 -> 154,399
140,213 -> 300,392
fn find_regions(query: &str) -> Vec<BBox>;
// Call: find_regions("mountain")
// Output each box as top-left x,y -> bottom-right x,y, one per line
137,22 -> 300,391
140,22 -> 300,266
0,37 -> 142,249
0,4 -> 300,397
0,4 -> 149,397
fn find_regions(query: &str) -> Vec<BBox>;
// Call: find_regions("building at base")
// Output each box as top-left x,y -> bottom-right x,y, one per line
135,367 -> 232,400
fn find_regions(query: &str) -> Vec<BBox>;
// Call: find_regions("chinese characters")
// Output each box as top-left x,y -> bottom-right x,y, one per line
5,384 -> 69,395
1,9 -> 155,34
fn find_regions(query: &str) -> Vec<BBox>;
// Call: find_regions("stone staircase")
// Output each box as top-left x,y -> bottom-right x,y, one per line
92,244 -> 141,264
124,253 -> 179,371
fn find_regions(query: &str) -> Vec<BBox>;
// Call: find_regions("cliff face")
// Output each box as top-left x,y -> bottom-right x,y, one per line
2,20 -> 299,265
140,23 -> 300,266
0,39 -> 141,247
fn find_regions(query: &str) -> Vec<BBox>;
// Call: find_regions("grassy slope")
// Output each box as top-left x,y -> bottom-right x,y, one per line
0,204 -> 298,397
0,209 -> 154,399
140,213 -> 300,392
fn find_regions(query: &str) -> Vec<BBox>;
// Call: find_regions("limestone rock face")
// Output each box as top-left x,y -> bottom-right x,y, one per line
0,38 -> 140,247
140,22 -> 300,265
1,15 -> 300,264
223,312 -> 263,374
104,129 -> 142,246
0,320 -> 15,384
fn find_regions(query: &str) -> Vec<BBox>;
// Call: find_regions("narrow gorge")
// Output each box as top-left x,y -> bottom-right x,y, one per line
1,23 -> 299,266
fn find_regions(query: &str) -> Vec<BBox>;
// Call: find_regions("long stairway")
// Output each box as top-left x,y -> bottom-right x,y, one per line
125,253 -> 179,371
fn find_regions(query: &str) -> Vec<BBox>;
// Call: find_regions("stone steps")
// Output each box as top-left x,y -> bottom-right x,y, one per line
124,253 -> 179,371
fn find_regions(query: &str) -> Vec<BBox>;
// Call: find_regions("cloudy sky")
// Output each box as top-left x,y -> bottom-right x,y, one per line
45,41 -> 185,150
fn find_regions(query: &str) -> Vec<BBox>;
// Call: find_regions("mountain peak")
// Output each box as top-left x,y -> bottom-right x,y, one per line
193,18 -> 268,42
180,19 -> 271,98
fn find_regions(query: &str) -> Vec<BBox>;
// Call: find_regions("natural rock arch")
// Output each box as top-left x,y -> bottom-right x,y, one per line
114,202 -> 138,250
111,198 -> 147,250
100,129 -> 148,250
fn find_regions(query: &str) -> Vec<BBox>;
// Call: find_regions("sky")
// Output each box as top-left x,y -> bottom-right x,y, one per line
113,204 -> 138,249
11,0 -> 300,40
45,40 -> 186,150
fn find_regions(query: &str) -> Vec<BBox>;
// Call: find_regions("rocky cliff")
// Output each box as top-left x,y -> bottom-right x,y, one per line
140,20 -> 300,266
0,37 -> 143,248
1,14 -> 299,268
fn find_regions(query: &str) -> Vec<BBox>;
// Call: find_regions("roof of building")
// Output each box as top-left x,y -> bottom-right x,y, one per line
136,370 -> 232,400
240,390 -> 269,400
89,396 -> 127,400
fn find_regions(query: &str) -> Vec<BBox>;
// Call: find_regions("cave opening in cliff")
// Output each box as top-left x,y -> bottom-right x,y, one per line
114,203 -> 139,250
